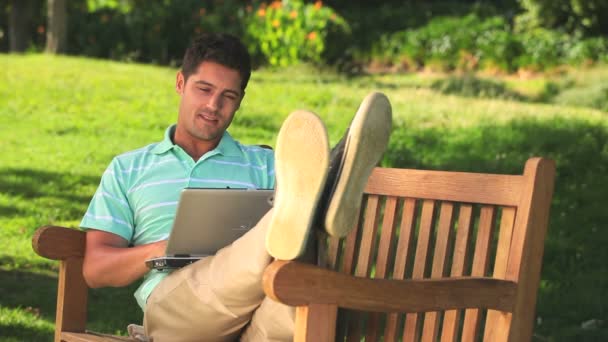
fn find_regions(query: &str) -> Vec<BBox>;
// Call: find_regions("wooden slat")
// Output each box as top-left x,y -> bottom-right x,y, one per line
422,202 -> 455,341
340,208 -> 362,342
294,304 -> 337,342
484,207 -> 516,341
375,196 -> 400,278
327,236 -> 341,270
462,206 -> 496,341
263,261 -> 517,313
355,195 -> 382,277
441,204 -> 474,342
385,198 -> 418,341
403,200 -> 436,342
366,196 -> 400,341
365,167 -> 524,206
341,210 -> 361,275
347,195 -> 382,341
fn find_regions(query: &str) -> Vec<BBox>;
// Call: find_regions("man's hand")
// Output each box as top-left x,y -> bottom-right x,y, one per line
83,230 -> 168,288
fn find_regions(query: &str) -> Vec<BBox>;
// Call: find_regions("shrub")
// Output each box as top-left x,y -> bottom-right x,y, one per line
516,28 -> 567,70
431,75 -> 526,101
376,15 -> 524,73
244,0 -> 348,67
564,36 -> 608,65
68,0 -> 248,65
474,17 -> 522,72
552,82 -> 608,112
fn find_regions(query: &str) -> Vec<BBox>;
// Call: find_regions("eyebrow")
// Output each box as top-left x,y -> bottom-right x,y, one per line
194,80 -> 241,97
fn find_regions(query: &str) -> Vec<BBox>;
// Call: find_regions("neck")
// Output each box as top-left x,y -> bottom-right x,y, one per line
173,131 -> 221,162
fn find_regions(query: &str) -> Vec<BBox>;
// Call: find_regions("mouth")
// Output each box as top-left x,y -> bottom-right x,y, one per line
197,112 -> 219,124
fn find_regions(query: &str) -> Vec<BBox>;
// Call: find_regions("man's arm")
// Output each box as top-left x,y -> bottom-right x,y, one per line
83,229 -> 167,288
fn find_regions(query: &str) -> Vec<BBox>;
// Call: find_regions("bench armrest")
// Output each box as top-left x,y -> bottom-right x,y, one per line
32,226 -> 89,339
32,225 -> 85,260
263,260 -> 517,313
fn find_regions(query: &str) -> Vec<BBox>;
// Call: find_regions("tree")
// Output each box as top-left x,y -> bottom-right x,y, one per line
8,0 -> 35,52
45,0 -> 66,53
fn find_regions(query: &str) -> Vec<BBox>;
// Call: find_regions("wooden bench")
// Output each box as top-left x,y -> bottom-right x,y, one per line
33,157 -> 555,341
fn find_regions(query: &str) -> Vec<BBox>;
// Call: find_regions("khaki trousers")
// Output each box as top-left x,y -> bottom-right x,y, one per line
144,210 -> 295,342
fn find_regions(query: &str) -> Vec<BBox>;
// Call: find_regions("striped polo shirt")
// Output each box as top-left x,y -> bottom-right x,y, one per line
80,125 -> 275,310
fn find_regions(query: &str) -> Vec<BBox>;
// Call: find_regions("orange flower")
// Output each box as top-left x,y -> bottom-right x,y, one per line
257,8 -> 266,17
272,19 -> 280,28
199,8 -> 206,16
289,10 -> 297,19
37,25 -> 45,34
307,31 -> 317,40
270,1 -> 282,9
314,1 -> 322,10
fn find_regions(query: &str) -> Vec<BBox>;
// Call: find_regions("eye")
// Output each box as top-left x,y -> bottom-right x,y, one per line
223,93 -> 239,101
198,87 -> 212,93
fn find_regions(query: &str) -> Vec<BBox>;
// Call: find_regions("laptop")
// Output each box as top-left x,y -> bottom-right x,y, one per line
145,188 -> 274,270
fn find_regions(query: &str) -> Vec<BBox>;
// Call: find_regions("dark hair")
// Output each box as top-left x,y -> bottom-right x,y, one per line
181,33 -> 252,91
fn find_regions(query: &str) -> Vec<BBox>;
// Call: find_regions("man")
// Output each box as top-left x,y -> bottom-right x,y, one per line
81,33 -> 392,341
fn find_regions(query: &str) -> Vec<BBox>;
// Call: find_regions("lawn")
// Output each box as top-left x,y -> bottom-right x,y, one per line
1,54 -> 607,341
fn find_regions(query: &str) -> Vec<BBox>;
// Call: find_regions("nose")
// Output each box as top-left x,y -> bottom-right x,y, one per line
206,92 -> 222,112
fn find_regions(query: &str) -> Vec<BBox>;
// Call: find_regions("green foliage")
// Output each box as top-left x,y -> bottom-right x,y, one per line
564,36 -> 608,65
475,18 -> 522,72
516,0 -> 608,36
67,0 -> 249,64
374,15 -> 518,72
244,0 -> 348,67
516,28 -> 567,70
372,13 -> 608,73
3,0 -> 607,72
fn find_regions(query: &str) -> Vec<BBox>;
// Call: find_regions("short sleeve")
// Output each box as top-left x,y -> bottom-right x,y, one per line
79,158 -> 135,242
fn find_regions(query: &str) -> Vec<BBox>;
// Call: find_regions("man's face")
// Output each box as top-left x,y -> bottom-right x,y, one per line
175,61 -> 243,145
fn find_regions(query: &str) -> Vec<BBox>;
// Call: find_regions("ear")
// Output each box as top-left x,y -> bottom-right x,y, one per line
176,71 -> 185,94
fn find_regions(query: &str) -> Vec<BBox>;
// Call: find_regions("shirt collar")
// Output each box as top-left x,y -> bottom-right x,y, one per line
151,124 -> 241,157
151,125 -> 176,155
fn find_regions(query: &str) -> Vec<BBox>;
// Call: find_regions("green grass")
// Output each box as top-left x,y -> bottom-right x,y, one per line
1,54 -> 607,341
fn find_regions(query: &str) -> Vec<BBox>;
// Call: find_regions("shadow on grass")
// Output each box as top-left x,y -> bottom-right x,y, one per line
0,204 -> 25,217
0,168 -> 100,222
430,75 -> 527,101
430,74 -> 608,113
0,168 -> 98,202
0,268 -> 57,341
0,258 -> 142,340
233,114 -> 279,132
385,116 -> 608,339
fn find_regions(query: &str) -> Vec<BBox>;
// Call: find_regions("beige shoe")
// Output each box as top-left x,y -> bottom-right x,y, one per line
266,110 -> 330,260
323,92 -> 392,237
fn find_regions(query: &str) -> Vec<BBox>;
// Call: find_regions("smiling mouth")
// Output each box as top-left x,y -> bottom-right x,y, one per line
198,112 -> 219,123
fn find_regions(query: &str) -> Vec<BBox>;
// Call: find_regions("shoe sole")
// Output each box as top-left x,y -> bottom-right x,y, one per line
266,110 -> 330,260
324,92 -> 392,237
